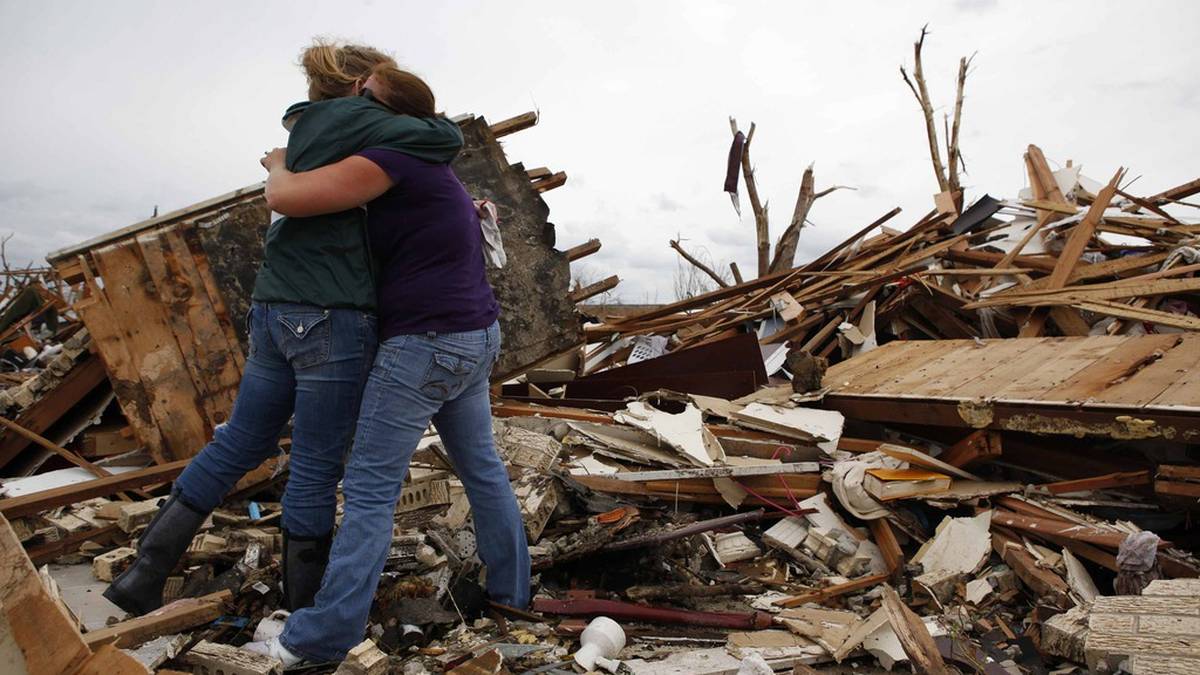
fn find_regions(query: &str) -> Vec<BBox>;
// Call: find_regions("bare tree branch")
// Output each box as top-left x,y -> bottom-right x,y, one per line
670,239 -> 729,288
901,24 -> 950,194
946,52 -> 974,211
814,185 -> 857,200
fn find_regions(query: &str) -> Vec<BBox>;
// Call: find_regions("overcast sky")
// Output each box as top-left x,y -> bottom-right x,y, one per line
2,1 -> 1197,302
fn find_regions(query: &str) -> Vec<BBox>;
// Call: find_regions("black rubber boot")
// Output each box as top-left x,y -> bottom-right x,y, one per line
103,492 -> 209,616
282,529 -> 333,611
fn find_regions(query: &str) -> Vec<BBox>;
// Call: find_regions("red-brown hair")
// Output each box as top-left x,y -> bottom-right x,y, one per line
367,65 -> 437,118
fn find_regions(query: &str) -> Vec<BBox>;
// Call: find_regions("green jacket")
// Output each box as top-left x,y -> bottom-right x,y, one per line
251,97 -> 464,310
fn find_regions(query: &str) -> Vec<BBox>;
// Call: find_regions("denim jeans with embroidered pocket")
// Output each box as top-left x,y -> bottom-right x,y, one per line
175,302 -> 377,539
276,308 -> 332,369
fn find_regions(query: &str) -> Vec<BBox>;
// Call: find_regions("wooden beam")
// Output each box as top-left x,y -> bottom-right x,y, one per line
1147,176 -> 1200,205
1044,168 -> 1125,288
773,573 -> 889,608
941,249 -> 1058,273
0,416 -> 114,481
563,240 -> 601,264
1072,300 -> 1200,331
525,167 -> 552,180
532,171 -> 567,193
880,585 -> 951,675
0,355 -> 108,466
0,459 -> 189,519
868,519 -> 904,576
83,590 -> 231,649
1041,470 -> 1152,495
488,111 -> 538,138
991,511 -> 1133,548
568,275 -> 620,303
992,528 -> 1071,608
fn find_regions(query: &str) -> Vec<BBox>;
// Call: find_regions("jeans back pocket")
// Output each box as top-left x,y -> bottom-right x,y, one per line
421,351 -> 478,400
276,310 -> 331,370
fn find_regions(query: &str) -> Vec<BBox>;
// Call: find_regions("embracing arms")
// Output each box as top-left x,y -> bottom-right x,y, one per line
261,150 -> 394,217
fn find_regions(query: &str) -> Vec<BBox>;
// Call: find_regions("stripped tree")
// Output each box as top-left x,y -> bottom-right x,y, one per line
900,24 -> 975,213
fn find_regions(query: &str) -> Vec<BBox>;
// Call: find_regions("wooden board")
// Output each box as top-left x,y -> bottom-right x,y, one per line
71,256 -> 168,458
138,228 -> 242,427
826,335 -> 1200,410
83,590 -> 230,649
824,341 -> 962,394
1149,339 -> 1200,408
92,242 -> 210,462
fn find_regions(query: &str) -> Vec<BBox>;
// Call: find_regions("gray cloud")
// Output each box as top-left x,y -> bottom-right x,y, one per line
1,1 -> 1198,301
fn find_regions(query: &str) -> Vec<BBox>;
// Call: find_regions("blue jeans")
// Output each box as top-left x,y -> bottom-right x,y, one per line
174,302 -> 377,537
281,321 -> 530,662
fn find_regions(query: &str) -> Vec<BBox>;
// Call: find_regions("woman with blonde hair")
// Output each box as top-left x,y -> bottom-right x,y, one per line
105,40 -> 464,617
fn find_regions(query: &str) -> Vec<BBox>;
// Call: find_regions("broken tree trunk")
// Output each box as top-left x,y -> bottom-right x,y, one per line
769,164 -> 815,274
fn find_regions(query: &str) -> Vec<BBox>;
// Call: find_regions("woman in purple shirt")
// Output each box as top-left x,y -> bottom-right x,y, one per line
248,66 -> 529,665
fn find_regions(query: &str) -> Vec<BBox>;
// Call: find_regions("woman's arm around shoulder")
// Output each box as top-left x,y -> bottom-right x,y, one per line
261,148 -> 394,217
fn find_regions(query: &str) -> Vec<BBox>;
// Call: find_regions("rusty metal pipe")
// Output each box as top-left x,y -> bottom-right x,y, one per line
532,597 -> 773,630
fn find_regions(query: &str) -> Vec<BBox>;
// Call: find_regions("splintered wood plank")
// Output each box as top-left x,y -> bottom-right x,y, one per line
1042,334 -> 1184,403
917,338 -> 1037,397
880,585 -> 951,675
990,336 -> 1125,400
83,590 -> 231,649
0,513 -> 94,675
1091,334 -> 1200,406
827,341 -> 961,394
1148,340 -> 1200,408
72,254 -> 168,459
93,242 -> 210,462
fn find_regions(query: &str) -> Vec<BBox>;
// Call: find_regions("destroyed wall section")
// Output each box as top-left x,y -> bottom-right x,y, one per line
47,187 -> 264,464
47,115 -> 579,463
452,116 -> 580,379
